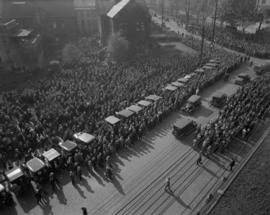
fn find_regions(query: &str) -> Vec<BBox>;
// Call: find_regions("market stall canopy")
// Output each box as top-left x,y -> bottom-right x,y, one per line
42,148 -> 61,161
188,95 -> 201,103
178,77 -> 189,83
59,140 -> 77,152
116,109 -> 134,118
171,82 -> 184,88
195,68 -> 204,73
145,94 -> 162,101
26,158 -> 45,173
209,59 -> 220,63
164,85 -> 178,91
73,132 -> 95,144
105,115 -> 121,125
205,62 -> 218,67
5,167 -> 24,182
127,105 -> 143,113
137,100 -> 152,107
0,184 -> 4,192
202,65 -> 214,70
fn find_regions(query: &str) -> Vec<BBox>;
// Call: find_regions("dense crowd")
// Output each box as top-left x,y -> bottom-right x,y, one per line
0,34 -> 247,207
193,74 -> 270,156
188,24 -> 270,59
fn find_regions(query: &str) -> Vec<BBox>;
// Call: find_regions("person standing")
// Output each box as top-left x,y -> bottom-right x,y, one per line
81,207 -> 88,215
196,152 -> 203,166
77,165 -> 82,182
69,170 -> 75,185
229,158 -> 235,171
164,177 -> 172,193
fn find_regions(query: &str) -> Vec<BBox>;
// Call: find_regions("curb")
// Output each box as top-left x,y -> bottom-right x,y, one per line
204,125 -> 270,215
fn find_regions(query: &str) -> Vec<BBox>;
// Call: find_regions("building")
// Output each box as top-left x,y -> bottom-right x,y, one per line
0,19 -> 44,70
257,0 -> 270,20
97,0 -> 151,45
74,0 -> 99,35
1,0 -> 77,44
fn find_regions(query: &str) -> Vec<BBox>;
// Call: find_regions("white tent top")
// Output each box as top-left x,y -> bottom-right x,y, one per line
116,109 -> 134,118
209,59 -> 220,63
105,115 -> 121,125
26,157 -> 45,173
171,82 -> 184,88
195,68 -> 204,73
59,140 -> 77,152
127,105 -> 143,113
0,184 -> 4,192
178,77 -> 189,83
164,85 -> 178,91
137,100 -> 152,107
145,94 -> 162,101
202,65 -> 214,70
73,132 -> 95,144
42,148 -> 61,161
6,167 -> 24,182
205,62 -> 218,67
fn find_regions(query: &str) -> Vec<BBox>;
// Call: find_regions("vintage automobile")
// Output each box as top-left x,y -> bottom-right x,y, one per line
234,74 -> 251,86
181,95 -> 201,114
173,118 -> 197,138
210,93 -> 227,108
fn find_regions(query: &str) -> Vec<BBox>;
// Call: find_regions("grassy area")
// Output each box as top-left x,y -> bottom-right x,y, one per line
210,130 -> 270,215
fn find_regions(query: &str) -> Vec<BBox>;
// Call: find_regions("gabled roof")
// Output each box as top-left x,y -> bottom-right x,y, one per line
107,0 -> 130,18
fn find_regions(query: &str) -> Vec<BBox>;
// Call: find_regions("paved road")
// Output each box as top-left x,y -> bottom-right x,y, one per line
1,63 -> 264,215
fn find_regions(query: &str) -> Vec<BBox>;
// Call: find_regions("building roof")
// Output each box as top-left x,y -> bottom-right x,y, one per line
107,0 -> 130,18
95,0 -> 115,15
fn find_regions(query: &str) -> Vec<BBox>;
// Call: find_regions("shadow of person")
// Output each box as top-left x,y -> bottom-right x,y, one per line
170,192 -> 191,209
111,176 -> 125,195
201,165 -> 217,178
55,186 -> 67,205
91,170 -> 105,186
74,183 -> 87,199
40,201 -> 54,215
80,177 -> 94,193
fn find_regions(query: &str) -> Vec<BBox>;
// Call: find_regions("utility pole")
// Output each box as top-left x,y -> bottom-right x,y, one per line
199,17 -> 206,64
161,0 -> 164,26
212,0 -> 219,44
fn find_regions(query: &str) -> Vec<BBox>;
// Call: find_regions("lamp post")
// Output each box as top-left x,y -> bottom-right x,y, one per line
211,0 -> 219,45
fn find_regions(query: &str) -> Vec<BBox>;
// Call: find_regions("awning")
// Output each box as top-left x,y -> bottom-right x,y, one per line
205,63 -> 217,67
116,109 -> 134,118
42,148 -> 61,161
105,115 -> 121,125
138,100 -> 152,107
202,65 -> 214,70
5,167 -> 24,182
73,132 -> 95,144
174,118 -> 193,130
171,82 -> 184,87
195,68 -> 204,73
164,85 -> 178,91
127,105 -> 143,113
59,140 -> 77,152
26,158 -> 45,173
145,94 -> 162,101
178,77 -> 189,83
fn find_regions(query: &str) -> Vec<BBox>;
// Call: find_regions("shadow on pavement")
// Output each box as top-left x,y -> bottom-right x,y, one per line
79,177 -> 94,193
16,187 -> 36,213
201,164 -> 218,178
73,183 -> 86,199
112,176 -> 125,195
1,204 -> 19,215
169,192 -> 191,209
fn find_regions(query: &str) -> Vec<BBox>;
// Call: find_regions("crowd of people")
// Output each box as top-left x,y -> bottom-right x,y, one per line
193,74 -> 270,156
188,24 -> 270,59
0,32 -> 248,208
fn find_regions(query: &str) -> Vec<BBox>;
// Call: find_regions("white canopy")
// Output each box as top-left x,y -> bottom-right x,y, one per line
164,85 -> 178,91
171,82 -> 184,87
73,132 -> 95,144
195,68 -> 204,73
178,77 -> 189,83
105,115 -> 121,125
43,148 -> 61,161
26,157 -> 45,173
59,140 -> 77,152
116,109 -> 134,118
6,167 -> 24,182
138,100 -> 152,107
145,94 -> 162,101
127,105 -> 143,113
